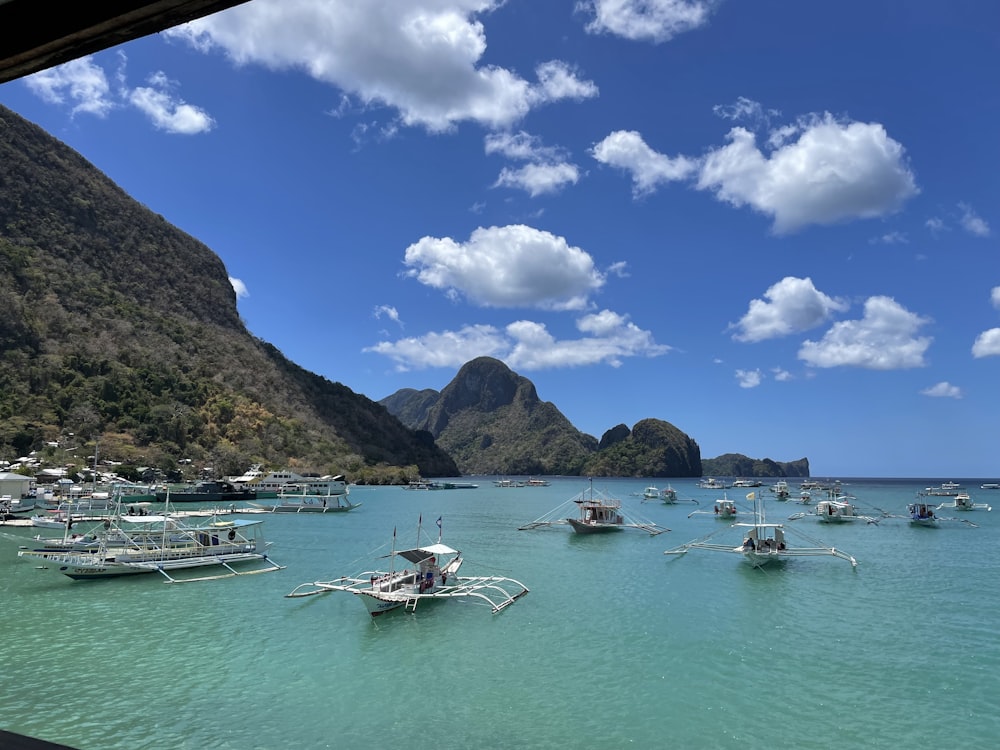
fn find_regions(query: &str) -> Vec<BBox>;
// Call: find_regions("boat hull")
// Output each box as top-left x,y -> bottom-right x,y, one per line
566,518 -> 623,534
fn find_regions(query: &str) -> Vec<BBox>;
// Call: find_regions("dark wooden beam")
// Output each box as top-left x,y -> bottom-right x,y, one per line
0,0 -> 251,84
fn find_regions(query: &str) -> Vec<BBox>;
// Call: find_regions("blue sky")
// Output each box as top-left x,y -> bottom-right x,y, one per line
2,0 -> 998,478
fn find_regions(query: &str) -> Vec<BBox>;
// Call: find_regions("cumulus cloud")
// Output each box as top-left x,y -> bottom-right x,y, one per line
590,130 -> 697,196
992,287 -> 1000,309
229,277 -> 249,298
735,368 -> 762,388
921,382 -> 962,399
972,328 -> 1000,358
494,162 -> 581,196
577,0 -> 717,43
166,0 -> 597,133
697,113 -> 919,234
958,202 -> 991,237
128,71 -> 215,134
364,324 -> 510,370
486,132 -> 581,195
593,106 -> 918,232
364,310 -> 669,371
403,224 -> 605,310
732,277 -> 848,342
24,57 -> 115,117
798,296 -> 932,370
772,367 -> 792,382
24,54 -> 213,133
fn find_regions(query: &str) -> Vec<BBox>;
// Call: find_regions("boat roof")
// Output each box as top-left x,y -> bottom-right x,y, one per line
394,543 -> 458,563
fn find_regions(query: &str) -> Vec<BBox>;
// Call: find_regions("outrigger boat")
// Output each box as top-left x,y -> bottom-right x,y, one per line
17,495 -> 283,582
788,498 -> 881,524
665,492 -> 857,568
688,493 -> 737,519
936,492 -> 991,512
519,480 -> 668,535
285,517 -> 529,616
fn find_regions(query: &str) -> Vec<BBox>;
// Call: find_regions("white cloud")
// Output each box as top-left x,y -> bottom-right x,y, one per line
772,367 -> 792,382
128,72 -> 215,134
925,217 -> 946,233
697,113 -> 919,234
735,368 -> 763,388
799,296 -> 932,370
958,202 -> 991,237
494,162 -> 581,196
403,224 -> 605,310
593,108 -> 918,232
364,311 -> 669,371
991,287 -> 1000,309
229,277 -> 249,298
24,54 -> 214,134
486,131 -> 580,196
921,382 -> 962,399
870,231 -> 908,245
373,305 -> 401,325
24,56 -> 115,117
577,0 -> 717,43
732,277 -> 848,342
590,130 -> 697,196
713,96 -> 779,130
166,0 -> 597,133
972,328 -> 1000,358
364,324 -> 510,371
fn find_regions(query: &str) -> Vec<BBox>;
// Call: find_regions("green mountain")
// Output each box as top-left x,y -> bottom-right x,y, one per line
582,419 -> 702,477
0,104 -> 457,481
700,453 -> 810,478
382,357 -> 598,475
380,357 -> 704,477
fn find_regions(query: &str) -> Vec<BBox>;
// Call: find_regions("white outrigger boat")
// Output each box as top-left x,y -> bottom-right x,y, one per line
688,493 -> 737,519
17,496 -> 284,582
519,480 -> 668,535
788,498 -> 881,524
665,492 -> 857,568
285,517 -> 529,616
936,492 -> 991,512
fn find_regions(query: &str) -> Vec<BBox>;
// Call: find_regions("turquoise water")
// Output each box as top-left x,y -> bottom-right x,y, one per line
2,477 -> 998,749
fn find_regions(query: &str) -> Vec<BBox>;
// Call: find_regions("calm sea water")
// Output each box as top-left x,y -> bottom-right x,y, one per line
2,477 -> 998,750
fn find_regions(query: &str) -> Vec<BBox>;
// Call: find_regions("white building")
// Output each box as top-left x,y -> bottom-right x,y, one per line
0,472 -> 33,498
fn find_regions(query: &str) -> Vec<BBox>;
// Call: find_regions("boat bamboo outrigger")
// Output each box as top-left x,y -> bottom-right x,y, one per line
935,492 -> 991,512
688,493 -> 737,519
17,492 -> 284,583
285,516 -> 529,616
665,492 -> 857,568
519,480 -> 668,535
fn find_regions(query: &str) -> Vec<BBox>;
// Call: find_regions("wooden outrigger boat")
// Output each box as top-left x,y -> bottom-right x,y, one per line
688,493 -> 737,519
519,480 -> 668,535
285,517 -> 529,616
665,492 -> 857,568
788,498 -> 881,524
17,494 -> 284,583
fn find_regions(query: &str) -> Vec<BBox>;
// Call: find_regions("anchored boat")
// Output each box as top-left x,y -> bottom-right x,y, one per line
285,517 -> 529,616
665,491 -> 857,568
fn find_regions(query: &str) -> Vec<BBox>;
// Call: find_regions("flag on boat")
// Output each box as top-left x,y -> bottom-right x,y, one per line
746,492 -> 755,500
436,516 -> 442,530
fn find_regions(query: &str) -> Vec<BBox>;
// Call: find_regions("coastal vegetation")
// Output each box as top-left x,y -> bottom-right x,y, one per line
0,104 -> 456,482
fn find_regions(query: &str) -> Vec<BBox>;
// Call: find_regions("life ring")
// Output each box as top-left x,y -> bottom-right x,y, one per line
228,529 -> 236,541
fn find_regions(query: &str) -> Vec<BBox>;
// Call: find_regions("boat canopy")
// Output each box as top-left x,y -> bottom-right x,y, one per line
395,543 -> 457,563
